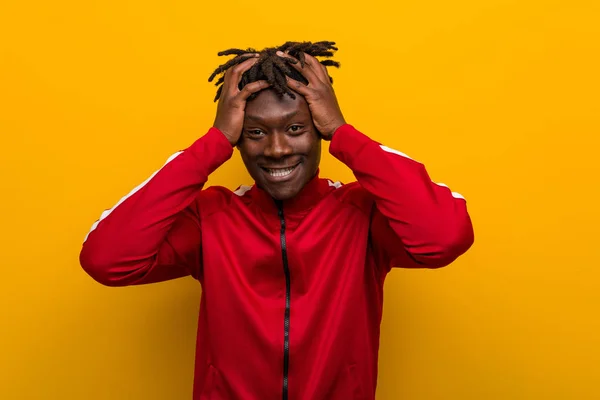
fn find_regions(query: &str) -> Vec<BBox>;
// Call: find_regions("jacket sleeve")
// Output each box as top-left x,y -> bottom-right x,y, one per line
329,124 -> 474,270
79,127 -> 233,286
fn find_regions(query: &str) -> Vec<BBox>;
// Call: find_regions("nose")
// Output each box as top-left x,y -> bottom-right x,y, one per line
263,131 -> 293,159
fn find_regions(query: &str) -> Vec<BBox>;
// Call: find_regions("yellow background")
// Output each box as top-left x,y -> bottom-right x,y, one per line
1,0 -> 599,398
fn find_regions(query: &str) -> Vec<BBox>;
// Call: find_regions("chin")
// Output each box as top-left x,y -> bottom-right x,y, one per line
267,186 -> 300,201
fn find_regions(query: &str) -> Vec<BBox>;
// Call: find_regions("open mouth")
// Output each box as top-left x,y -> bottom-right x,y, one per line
261,162 -> 301,179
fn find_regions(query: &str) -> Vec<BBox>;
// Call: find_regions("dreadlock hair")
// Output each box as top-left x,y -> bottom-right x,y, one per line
208,41 -> 340,102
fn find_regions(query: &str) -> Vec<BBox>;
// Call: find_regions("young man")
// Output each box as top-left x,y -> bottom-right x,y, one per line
80,41 -> 474,400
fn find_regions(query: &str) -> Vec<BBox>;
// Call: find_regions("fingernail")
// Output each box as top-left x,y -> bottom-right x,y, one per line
276,51 -> 284,57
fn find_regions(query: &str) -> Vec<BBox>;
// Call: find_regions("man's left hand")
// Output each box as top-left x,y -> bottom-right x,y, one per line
277,51 -> 346,141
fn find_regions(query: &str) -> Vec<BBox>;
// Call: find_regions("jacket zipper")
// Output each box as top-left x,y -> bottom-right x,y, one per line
276,201 -> 291,400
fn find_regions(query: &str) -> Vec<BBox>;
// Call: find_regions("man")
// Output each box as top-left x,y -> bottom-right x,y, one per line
80,41 -> 474,400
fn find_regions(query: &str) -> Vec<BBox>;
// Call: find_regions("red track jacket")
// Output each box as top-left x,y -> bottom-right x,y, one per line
79,124 -> 474,400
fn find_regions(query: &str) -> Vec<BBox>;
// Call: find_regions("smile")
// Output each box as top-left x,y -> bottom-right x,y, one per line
261,163 -> 301,180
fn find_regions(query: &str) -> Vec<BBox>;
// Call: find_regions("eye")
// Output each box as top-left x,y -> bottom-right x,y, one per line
246,129 -> 265,137
288,125 -> 303,134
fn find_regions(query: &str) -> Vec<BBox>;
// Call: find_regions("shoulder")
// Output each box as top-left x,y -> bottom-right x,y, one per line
191,185 -> 245,218
327,179 -> 374,216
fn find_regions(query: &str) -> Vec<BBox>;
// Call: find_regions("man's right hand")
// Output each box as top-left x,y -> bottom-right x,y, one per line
213,54 -> 270,146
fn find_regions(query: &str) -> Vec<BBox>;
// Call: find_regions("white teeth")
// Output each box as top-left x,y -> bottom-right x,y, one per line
267,166 -> 296,177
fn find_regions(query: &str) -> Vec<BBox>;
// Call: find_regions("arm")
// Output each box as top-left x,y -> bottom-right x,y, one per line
281,51 -> 473,270
80,55 -> 270,286
79,128 -> 233,286
329,124 -> 474,269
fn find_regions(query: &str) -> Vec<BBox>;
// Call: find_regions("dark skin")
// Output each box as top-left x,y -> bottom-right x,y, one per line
213,51 -> 346,200
240,89 -> 321,200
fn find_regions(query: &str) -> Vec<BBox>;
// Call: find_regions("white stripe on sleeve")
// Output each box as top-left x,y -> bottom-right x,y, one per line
434,182 -> 466,200
327,180 -> 342,189
84,151 -> 183,242
234,185 -> 253,196
379,145 -> 466,200
380,145 -> 413,160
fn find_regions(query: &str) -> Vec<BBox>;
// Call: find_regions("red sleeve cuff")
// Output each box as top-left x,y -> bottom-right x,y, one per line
186,127 -> 234,173
329,123 -> 376,167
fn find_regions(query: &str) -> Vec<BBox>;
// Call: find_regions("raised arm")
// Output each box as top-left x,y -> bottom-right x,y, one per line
281,50 -> 473,270
329,125 -> 474,269
80,55 -> 270,286
79,128 -> 233,286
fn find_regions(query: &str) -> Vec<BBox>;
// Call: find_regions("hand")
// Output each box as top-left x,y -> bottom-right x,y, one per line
277,51 -> 346,141
213,55 -> 271,146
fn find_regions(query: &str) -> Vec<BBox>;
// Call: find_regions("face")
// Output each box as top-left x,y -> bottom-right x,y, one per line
238,89 -> 321,201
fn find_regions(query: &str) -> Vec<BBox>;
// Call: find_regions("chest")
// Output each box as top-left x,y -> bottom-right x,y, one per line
200,197 -> 372,297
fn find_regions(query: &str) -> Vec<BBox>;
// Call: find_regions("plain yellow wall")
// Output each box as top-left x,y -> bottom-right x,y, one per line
2,0 -> 599,399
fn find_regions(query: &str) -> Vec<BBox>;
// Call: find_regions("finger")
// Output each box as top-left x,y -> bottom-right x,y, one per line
277,51 -> 322,86
319,62 -> 332,83
237,80 -> 271,101
285,76 -> 312,97
225,54 -> 260,92
302,53 -> 330,84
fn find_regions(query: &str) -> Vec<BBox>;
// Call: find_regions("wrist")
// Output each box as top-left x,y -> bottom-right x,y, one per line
213,126 -> 237,147
224,134 -> 237,147
324,121 -> 347,141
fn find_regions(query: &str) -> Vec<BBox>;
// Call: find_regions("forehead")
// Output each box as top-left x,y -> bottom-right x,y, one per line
244,89 -> 310,122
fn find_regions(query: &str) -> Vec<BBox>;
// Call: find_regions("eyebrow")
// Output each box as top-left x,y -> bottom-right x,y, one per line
245,110 -> 300,122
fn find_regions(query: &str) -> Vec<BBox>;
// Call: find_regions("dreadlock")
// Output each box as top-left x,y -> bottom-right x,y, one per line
208,41 -> 340,102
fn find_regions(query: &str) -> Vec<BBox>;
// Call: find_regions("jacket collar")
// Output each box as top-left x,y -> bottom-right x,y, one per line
247,169 -> 332,215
